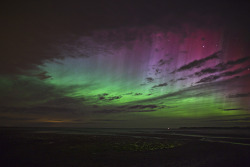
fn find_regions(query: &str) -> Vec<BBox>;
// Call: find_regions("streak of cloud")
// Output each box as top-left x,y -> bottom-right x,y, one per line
173,51 -> 222,73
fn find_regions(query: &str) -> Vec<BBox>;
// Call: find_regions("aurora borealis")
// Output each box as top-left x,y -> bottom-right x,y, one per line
1,1 -> 250,128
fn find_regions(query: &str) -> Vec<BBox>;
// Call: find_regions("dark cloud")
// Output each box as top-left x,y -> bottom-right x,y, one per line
128,104 -> 173,111
129,105 -> 158,109
215,56 -> 249,71
99,96 -> 105,100
157,59 -> 168,66
139,76 -> 238,103
107,96 -> 122,101
93,108 -> 156,114
159,105 -> 176,109
98,95 -> 122,101
152,82 -> 168,88
155,68 -> 162,75
93,104 -> 159,113
223,67 -> 247,76
228,93 -> 250,98
195,68 -> 220,77
196,66 -> 248,84
176,78 -> 187,81
158,59 -> 166,66
116,104 -> 169,111
132,110 -> 156,112
173,51 -> 221,73
214,63 -> 230,72
157,58 -> 172,66
33,71 -> 52,80
227,56 -> 250,66
193,56 -> 250,77
146,77 -> 154,82
196,75 -> 221,83
223,108 -> 244,111
170,78 -> 187,83
98,93 -> 109,100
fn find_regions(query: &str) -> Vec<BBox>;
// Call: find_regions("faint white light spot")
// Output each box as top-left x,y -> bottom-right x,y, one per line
202,45 -> 205,48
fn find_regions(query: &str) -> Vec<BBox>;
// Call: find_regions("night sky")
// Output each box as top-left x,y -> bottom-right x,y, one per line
1,0 -> 250,128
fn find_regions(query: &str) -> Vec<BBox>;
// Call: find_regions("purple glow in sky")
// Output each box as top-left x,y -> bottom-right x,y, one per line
0,0 -> 250,128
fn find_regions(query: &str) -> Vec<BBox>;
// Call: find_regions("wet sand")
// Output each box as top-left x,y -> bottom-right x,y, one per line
1,128 -> 250,167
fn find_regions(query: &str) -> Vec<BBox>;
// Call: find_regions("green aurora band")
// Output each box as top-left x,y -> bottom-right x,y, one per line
1,25 -> 250,127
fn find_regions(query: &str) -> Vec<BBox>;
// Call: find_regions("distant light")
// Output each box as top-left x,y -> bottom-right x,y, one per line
202,45 -> 205,48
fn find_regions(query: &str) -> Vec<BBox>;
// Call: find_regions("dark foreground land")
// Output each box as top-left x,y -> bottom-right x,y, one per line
1,128 -> 250,167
